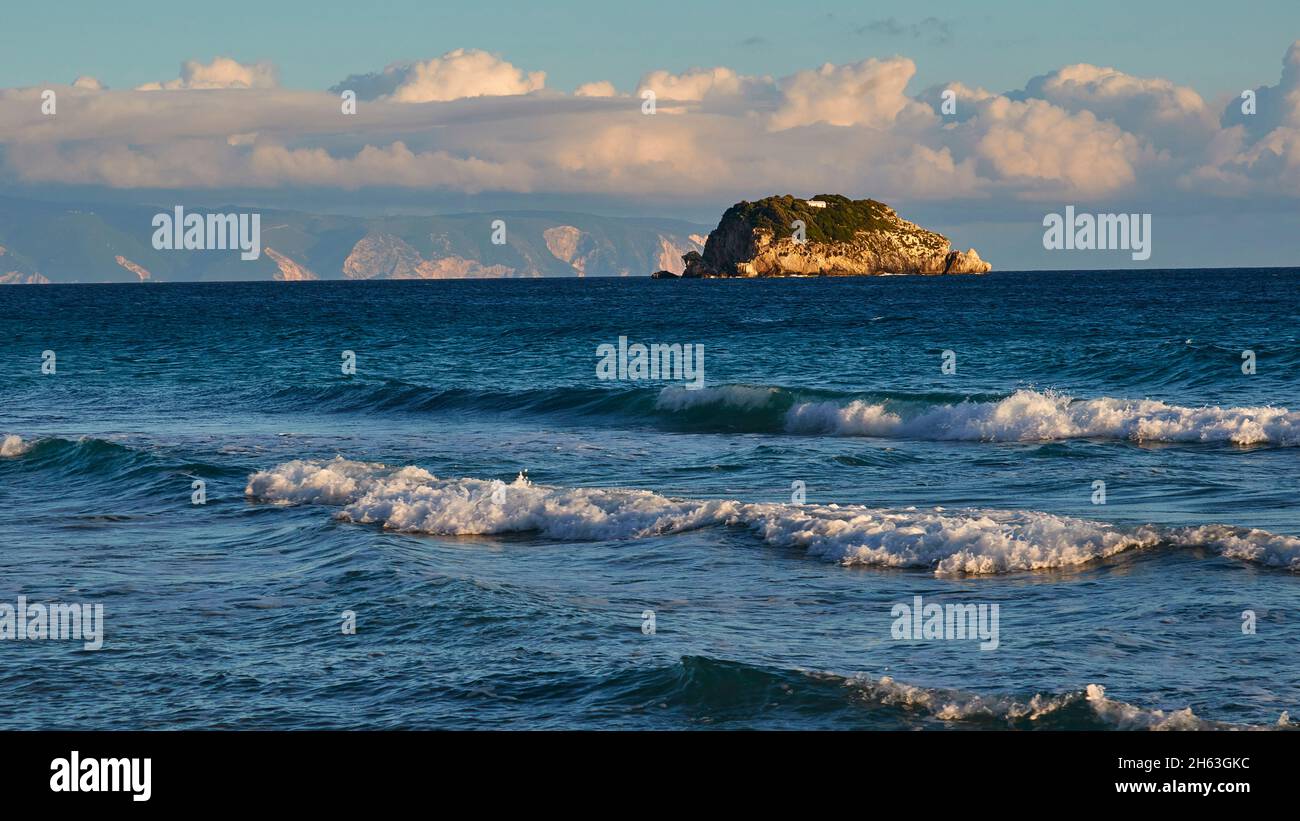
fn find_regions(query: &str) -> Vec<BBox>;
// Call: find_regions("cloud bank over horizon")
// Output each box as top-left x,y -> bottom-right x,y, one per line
2,44 -> 1299,220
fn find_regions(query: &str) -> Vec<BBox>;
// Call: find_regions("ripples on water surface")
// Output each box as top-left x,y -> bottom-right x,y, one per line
1,270 -> 1297,729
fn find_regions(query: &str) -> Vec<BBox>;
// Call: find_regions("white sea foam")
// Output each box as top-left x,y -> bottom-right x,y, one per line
243,456 -> 387,504
1081,684 -> 1219,730
1,435 -> 31,458
845,672 -> 1084,723
245,458 -> 1300,574
746,504 -> 1166,574
785,389 -> 1300,445
247,458 -> 739,539
843,675 -> 1275,730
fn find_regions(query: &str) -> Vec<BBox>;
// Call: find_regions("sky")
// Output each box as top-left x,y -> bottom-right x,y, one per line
2,0 -> 1295,99
1,0 -> 1299,268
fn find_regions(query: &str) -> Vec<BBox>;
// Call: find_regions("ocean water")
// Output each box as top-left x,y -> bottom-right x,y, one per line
1,269 -> 1298,730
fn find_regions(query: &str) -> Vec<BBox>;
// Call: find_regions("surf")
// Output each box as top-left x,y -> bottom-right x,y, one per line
245,457 -> 1300,575
251,380 -> 1300,446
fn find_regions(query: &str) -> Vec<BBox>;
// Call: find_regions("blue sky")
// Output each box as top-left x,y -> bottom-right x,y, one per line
2,0 -> 1295,99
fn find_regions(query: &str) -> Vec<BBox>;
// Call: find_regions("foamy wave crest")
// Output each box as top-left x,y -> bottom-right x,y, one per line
1,435 -> 32,458
846,675 -> 1288,730
246,458 -> 739,540
245,458 -> 1300,574
786,389 -> 1299,445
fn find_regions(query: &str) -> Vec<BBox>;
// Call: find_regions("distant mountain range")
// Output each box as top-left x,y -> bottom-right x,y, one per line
0,196 -> 708,283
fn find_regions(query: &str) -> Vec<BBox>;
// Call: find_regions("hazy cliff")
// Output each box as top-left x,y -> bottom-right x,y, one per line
0,244 -> 49,284
0,197 -> 707,283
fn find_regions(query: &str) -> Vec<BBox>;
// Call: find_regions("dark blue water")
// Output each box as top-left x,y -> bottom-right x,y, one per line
2,270 -> 1298,729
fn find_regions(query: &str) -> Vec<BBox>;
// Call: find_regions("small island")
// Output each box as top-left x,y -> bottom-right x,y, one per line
652,194 -> 990,278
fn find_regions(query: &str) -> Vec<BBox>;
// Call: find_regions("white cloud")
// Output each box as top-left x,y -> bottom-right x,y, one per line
635,67 -> 757,101
136,56 -> 278,90
6,138 -> 533,192
374,49 -> 545,103
575,81 -> 617,97
1019,63 -> 1214,154
769,57 -> 932,130
965,97 -> 1144,196
4,44 -> 1300,212
1185,40 -> 1300,194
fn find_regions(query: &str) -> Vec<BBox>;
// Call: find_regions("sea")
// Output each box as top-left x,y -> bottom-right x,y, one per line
1,268 -> 1297,730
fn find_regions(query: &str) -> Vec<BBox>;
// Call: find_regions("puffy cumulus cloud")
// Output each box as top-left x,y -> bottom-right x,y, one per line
932,81 -> 996,104
1187,41 -> 1300,194
880,144 -> 982,197
635,66 -> 758,101
1221,40 -> 1300,137
1019,63 -> 1214,153
769,57 -> 934,130
915,81 -> 996,126
136,56 -> 278,91
5,44 -> 1300,211
964,97 -> 1143,196
391,49 -> 545,102
0,88 -> 939,201
1180,127 -> 1300,195
1234,127 -> 1300,182
574,81 -> 618,97
71,76 -> 105,91
1025,64 -> 1206,118
333,49 -> 544,103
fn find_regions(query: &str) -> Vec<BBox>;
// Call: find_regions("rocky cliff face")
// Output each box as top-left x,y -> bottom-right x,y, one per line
342,233 -> 515,280
678,194 -> 990,278
0,271 -> 50,285
264,248 -> 319,281
543,225 -> 703,277
114,255 -> 153,282
0,244 -> 50,284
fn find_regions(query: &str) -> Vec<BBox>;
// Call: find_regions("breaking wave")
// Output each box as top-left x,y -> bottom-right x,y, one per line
245,458 -> 1300,575
469,654 -> 1292,729
774,388 -> 1296,445
1,434 -> 31,458
257,380 -> 1300,445
835,671 -> 1291,730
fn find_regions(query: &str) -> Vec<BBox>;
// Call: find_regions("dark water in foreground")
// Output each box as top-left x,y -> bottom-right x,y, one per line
1,270 -> 1298,729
